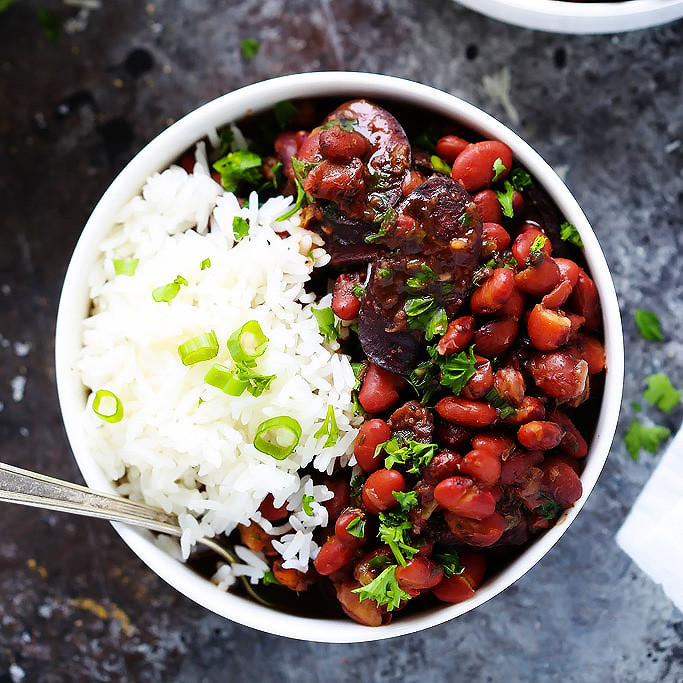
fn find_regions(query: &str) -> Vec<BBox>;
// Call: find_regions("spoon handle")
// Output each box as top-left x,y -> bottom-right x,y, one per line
0,461 -> 181,536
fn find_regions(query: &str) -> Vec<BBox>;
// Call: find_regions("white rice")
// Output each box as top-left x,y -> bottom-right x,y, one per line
79,145 -> 360,584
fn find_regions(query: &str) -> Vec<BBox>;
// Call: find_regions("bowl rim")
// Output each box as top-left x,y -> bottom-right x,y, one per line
55,71 -> 624,643
452,0 -> 683,33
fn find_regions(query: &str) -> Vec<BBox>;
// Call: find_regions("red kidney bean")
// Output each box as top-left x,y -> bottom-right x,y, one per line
401,169 -> 427,196
322,476 -> 351,522
423,449 -> 463,484
482,222 -> 511,251
303,158 -> 366,214
314,535 -> 356,576
272,559 -> 318,592
460,448 -> 502,486
554,258 -> 580,288
354,547 -> 394,586
517,420 -> 564,450
258,494 -> 289,521
432,552 -> 487,602
296,130 -> 322,163
444,511 -> 505,547
473,190 -> 503,223
499,450 -> 544,485
362,469 -> 406,515
331,273 -> 361,320
451,140 -> 513,193
511,190 -> 524,215
493,366 -> 525,407
436,315 -> 475,356
435,135 -> 470,163
529,352 -> 589,402
512,228 -> 552,264
527,303 -> 573,351
568,333 -> 605,375
549,410 -> 588,458
358,363 -> 404,413
471,433 -> 516,461
502,396 -> 546,425
569,268 -> 601,331
434,476 -> 496,519
354,418 -> 392,473
395,557 -> 444,592
470,268 -> 515,314
540,457 -> 583,505
435,396 -> 498,428
461,357 -> 494,400
473,317 -> 518,357
515,255 -> 561,296
319,125 -> 370,163
335,508 -> 368,547
542,279 -> 573,309
335,580 -> 386,627
274,130 -> 300,180
495,287 -> 525,321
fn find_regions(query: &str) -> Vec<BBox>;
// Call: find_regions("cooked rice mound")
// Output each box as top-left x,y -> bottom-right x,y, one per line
79,154 -> 359,583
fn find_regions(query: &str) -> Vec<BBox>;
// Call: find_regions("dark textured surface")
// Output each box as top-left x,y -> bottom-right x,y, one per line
1,1 -> 682,681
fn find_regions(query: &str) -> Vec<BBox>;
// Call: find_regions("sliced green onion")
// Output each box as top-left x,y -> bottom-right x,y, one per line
200,258 -> 211,270
92,389 -> 123,423
314,404 -> 340,447
153,275 -> 187,303
253,416 -> 302,460
302,494 -> 315,516
178,330 -> 219,366
204,363 -> 248,396
233,216 -> 250,241
227,320 -> 268,365
112,258 -> 139,276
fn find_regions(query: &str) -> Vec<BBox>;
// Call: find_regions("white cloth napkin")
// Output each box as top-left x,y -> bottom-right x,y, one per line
616,426 -> 683,611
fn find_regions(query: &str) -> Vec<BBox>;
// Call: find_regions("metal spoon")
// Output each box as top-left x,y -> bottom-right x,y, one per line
0,461 -> 269,606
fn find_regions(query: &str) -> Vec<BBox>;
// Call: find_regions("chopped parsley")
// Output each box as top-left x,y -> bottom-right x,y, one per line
365,207 -> 397,243
350,473 -> 366,498
213,149 -> 263,193
233,364 -> 276,397
528,234 -> 549,257
491,157 -> 507,183
277,157 -> 317,221
351,283 -> 366,299
393,489 -> 418,512
273,100 -> 297,130
643,373 -> 681,413
430,344 -> 478,395
624,419 -> 671,460
405,296 -> 448,341
432,544 -> 465,577
262,570 -> 282,586
232,216 -> 250,241
485,387 -> 517,420
240,38 -> 260,60
413,123 -> 440,153
377,509 -> 419,566
495,180 -> 515,218
405,265 -> 436,292
314,404 -> 340,447
560,221 -> 584,248
377,437 -> 437,474
535,493 -> 563,521
302,494 -> 315,516
407,360 -> 441,404
509,167 -> 533,191
312,306 -> 339,343
321,118 -> 356,132
634,309 -> 663,341
37,7 -> 63,43
345,515 -> 366,539
351,564 -> 412,611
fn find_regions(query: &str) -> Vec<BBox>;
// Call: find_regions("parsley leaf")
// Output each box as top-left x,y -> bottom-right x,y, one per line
643,373 -> 681,413
495,180 -> 515,218
491,157 -> 507,183
312,306 -> 339,343
509,167 -> 533,192
351,565 -> 412,611
240,38 -> 260,60
262,570 -> 282,586
378,437 -> 437,474
321,118 -> 356,132
634,309 -> 663,341
233,364 -> 276,397
213,150 -> 263,193
560,221 -> 584,248
534,493 -> 563,520
273,100 -> 297,130
345,515 -> 366,539
528,234 -> 549,256
302,494 -> 315,516
405,265 -> 436,293
393,490 -> 418,512
405,297 -> 447,341
377,510 -> 419,566
232,216 -> 250,241
314,404 -> 340,447
407,360 -> 441,405
432,544 -> 465,577
624,419 -> 671,460
430,344 -> 478,395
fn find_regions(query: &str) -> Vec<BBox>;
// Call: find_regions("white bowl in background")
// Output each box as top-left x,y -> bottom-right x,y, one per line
55,72 -> 624,643
453,0 -> 683,34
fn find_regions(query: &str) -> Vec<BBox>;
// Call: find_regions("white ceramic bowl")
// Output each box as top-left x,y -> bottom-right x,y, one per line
55,72 -> 624,643
453,0 -> 683,34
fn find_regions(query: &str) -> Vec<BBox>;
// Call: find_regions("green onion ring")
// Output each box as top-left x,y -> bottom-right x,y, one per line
204,363 -> 248,396
227,320 -> 268,365
92,389 -> 124,423
253,416 -> 302,460
178,330 -> 219,366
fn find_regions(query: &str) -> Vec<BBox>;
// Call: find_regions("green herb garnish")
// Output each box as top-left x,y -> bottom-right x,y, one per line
560,221 -> 584,248
509,167 -> 533,191
430,155 -> 452,175
112,258 -> 139,276
528,234 -> 549,256
200,258 -> 211,270
232,216 -> 250,241
312,306 -> 339,343
430,344 -> 478,395
624,419 -> 671,460
377,510 -> 419,567
378,437 -> 437,474
351,565 -> 412,611
302,495 -> 315,516
152,275 -> 188,303
495,180 -> 515,218
432,544 -> 465,577
273,100 -> 298,130
393,490 -> 418,512
634,309 -> 663,341
405,297 -> 447,341
345,515 -> 366,539
262,570 -> 282,586
643,373 -> 681,413
535,493 -> 563,521
491,157 -> 507,183
240,38 -> 260,60
314,404 -> 340,447
213,149 -> 263,193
